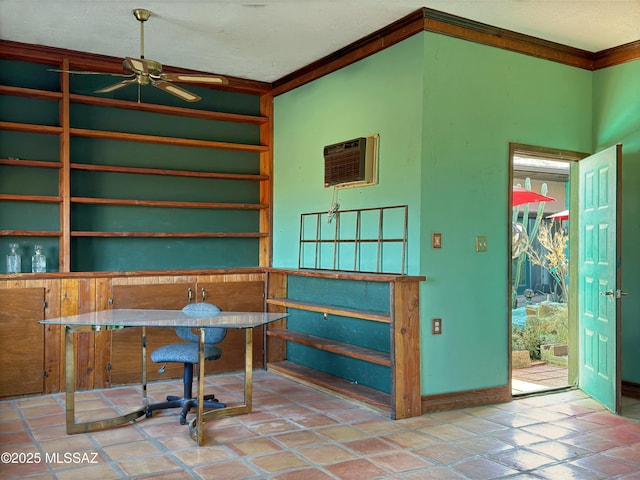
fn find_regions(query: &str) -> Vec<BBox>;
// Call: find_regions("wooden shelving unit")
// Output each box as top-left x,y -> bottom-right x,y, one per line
0,45 -> 273,273
265,268 -> 424,419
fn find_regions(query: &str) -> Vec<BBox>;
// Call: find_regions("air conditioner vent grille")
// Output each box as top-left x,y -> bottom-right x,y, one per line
324,137 -> 366,187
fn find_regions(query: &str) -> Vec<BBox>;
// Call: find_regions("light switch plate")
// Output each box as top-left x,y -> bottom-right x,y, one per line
476,236 -> 488,252
432,232 -> 442,249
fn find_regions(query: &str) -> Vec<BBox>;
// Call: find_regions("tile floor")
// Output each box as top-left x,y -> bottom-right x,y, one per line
512,363 -> 569,395
1,371 -> 639,479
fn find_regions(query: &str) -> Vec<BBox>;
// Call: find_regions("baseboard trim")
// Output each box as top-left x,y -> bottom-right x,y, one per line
421,385 -> 511,413
622,380 -> 640,400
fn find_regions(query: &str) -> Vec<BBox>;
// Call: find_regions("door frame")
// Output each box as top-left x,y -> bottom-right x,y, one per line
508,143 -> 589,394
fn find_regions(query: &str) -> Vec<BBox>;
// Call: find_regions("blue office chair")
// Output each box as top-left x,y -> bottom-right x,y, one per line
145,302 -> 227,425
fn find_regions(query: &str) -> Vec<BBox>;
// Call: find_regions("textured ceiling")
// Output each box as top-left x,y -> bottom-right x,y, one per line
1,0 -> 639,83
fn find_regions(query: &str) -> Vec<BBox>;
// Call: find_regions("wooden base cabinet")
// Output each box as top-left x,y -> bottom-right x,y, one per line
0,288 -> 46,397
265,269 -> 424,419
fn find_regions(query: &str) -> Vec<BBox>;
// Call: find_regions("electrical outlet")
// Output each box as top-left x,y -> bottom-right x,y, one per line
432,318 -> 442,335
476,235 -> 488,252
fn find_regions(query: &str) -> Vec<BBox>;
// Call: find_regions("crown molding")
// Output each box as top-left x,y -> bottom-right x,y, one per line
273,7 -> 640,96
0,40 -> 272,95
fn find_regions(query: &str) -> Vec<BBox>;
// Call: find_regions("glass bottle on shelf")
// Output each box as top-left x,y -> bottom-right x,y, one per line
6,243 -> 21,273
32,245 -> 46,273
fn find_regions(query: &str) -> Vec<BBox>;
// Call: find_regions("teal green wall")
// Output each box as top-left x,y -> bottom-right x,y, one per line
593,60 -> 640,384
273,35 -> 425,275
418,33 -> 591,394
273,31 -> 593,396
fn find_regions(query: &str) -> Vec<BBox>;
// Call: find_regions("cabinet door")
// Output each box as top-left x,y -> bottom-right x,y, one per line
110,283 -> 194,385
198,281 -> 266,372
0,288 -> 45,397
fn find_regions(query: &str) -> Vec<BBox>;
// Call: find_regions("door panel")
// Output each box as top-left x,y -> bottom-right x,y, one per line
578,144 -> 622,413
0,288 -> 45,397
110,283 -> 193,385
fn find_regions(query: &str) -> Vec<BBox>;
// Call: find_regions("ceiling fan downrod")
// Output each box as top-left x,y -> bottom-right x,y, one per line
132,8 -> 151,59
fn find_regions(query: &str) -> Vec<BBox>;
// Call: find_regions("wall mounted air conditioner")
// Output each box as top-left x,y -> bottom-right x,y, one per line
323,134 -> 379,189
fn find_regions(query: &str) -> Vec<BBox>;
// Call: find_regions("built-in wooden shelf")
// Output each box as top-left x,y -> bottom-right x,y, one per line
0,194 -> 61,203
70,231 -> 267,238
69,93 -> 268,125
1,230 -> 62,237
0,121 -> 62,135
267,328 -> 391,366
70,197 -> 266,210
69,163 -> 268,181
268,360 -> 391,411
69,127 -> 267,153
0,158 -> 62,169
266,270 -> 424,419
0,85 -> 62,100
266,297 -> 390,323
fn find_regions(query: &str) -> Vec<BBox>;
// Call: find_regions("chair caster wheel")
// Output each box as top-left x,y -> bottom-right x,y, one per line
145,408 -> 153,418
179,416 -> 187,425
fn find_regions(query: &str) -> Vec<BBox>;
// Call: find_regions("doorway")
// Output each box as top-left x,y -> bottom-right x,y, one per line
509,144 -> 585,396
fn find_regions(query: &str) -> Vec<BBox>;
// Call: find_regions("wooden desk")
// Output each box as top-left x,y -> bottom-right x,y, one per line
42,309 -> 288,446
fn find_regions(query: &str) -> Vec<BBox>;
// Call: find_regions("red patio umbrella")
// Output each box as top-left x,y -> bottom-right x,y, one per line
512,186 -> 555,206
547,209 -> 569,221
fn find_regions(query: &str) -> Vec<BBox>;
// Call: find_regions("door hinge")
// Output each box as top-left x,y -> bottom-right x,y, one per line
43,370 -> 48,378
107,363 -> 112,371
108,297 -> 114,305
43,300 -> 47,310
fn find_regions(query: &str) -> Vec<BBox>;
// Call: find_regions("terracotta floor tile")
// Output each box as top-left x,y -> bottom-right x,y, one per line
297,444 -> 356,465
1,373 -> 639,480
454,435 -> 515,455
414,443 -> 478,464
353,419 -> 406,435
489,428 -> 547,446
273,429 -> 325,448
343,437 -> 397,456
491,448 -> 556,470
205,424 -> 258,444
418,423 -> 476,441
53,463 -> 123,480
0,419 -> 26,434
452,457 -> 519,479
250,418 -> 301,435
172,445 -> 232,466
370,450 -> 433,473
227,437 -> 282,456
317,424 -> 368,442
117,456 -> 182,477
571,453 -> 639,477
604,443 -> 640,465
289,413 -> 339,428
273,467 -> 335,480
382,430 -> 438,449
324,458 -> 390,480
404,466 -> 468,479
0,431 -> 32,447
249,451 -> 310,473
194,459 -> 260,480
525,440 -> 591,461
536,463 -> 608,480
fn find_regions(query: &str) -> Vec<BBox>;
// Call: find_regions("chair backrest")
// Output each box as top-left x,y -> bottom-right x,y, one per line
178,302 -> 227,344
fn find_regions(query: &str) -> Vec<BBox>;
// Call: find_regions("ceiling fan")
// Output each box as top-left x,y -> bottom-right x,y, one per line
51,8 -> 228,102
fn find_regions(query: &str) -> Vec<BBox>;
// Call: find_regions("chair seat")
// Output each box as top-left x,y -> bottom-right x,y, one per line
150,343 -> 222,365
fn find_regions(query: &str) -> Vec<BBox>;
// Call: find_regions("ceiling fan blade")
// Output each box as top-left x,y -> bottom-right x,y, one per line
152,80 -> 201,102
95,78 -> 138,94
47,68 -> 133,78
159,73 -> 229,85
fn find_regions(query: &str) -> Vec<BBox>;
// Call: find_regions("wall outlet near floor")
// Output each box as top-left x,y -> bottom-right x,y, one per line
432,318 -> 442,335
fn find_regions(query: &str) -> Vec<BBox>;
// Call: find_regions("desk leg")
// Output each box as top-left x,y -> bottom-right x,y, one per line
196,327 -> 206,446
191,327 -> 254,445
64,326 -> 146,434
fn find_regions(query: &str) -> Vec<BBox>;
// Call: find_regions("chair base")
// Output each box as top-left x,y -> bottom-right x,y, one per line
145,395 -> 226,425
145,362 -> 226,425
